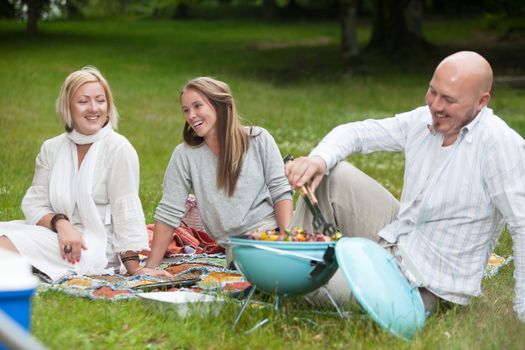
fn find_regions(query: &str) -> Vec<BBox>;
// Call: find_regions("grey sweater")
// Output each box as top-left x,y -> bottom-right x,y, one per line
155,127 -> 292,240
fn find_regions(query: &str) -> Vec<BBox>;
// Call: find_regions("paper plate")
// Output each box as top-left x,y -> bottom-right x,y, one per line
335,237 -> 425,341
138,291 -> 223,318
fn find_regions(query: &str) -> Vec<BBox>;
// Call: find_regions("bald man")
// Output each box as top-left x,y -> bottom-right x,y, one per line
286,51 -> 525,322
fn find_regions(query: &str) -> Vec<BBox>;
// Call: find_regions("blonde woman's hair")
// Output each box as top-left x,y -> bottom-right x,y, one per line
181,77 -> 249,197
56,66 -> 119,132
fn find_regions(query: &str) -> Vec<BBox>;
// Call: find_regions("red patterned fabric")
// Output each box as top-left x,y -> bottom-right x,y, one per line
143,195 -> 225,256
178,226 -> 225,254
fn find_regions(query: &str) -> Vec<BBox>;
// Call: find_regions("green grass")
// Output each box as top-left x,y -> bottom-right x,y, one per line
1,17 -> 525,349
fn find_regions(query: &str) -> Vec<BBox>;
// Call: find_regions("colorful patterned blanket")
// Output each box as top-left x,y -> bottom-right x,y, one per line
484,253 -> 513,278
40,254 -> 250,301
40,252 -> 512,301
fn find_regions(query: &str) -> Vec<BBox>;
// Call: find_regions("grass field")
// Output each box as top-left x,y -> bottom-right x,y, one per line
1,17 -> 525,349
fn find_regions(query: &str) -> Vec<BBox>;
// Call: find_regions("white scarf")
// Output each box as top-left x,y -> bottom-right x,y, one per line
49,124 -> 113,275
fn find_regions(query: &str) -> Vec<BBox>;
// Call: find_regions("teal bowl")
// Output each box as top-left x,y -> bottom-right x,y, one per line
228,236 -> 338,296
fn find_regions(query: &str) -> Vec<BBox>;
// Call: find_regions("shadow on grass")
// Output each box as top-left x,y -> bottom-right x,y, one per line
245,42 -> 525,87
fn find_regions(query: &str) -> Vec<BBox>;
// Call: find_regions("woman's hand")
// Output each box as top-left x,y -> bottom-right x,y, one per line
132,266 -> 173,277
56,220 -> 87,264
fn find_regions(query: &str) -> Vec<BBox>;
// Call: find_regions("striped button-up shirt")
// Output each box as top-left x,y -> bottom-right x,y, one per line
311,106 -> 525,320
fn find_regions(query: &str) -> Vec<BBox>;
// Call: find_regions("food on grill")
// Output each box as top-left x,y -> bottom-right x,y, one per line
246,226 -> 341,242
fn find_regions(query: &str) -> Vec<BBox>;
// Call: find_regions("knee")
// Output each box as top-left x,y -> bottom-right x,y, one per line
325,161 -> 360,189
330,161 -> 353,177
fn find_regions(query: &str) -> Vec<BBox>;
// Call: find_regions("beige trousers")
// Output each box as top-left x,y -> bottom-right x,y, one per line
292,161 -> 443,314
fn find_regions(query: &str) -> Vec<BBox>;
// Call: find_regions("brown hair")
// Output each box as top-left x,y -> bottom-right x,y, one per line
56,66 -> 118,132
181,77 -> 249,196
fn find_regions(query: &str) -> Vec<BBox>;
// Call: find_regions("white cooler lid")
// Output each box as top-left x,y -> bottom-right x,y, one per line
0,248 -> 40,291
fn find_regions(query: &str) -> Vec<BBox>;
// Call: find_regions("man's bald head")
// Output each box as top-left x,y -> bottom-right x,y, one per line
434,51 -> 493,96
426,51 -> 493,146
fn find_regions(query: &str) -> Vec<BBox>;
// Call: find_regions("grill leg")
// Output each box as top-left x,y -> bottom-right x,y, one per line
320,286 -> 347,319
244,318 -> 269,334
232,285 -> 257,329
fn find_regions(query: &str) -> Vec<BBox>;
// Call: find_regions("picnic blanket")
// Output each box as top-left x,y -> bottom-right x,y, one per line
40,252 -> 513,301
484,253 -> 513,278
40,254 -> 250,301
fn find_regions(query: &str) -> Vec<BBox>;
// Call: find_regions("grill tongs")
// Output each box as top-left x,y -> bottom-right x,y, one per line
284,154 -> 339,278
284,154 -> 337,237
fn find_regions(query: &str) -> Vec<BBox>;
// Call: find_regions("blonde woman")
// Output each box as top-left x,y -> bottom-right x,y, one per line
141,77 -> 293,275
0,66 -> 149,281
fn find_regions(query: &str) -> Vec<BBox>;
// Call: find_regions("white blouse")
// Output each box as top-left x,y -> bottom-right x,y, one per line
1,131 -> 149,280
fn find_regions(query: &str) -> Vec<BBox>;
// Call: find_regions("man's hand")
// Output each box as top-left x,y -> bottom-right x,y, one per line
285,155 -> 327,192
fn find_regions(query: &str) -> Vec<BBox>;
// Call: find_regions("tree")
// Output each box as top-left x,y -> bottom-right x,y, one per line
367,0 -> 427,53
0,0 -> 16,18
340,0 -> 358,62
405,0 -> 423,40
24,0 -> 50,34
262,0 -> 277,19
119,0 -> 127,15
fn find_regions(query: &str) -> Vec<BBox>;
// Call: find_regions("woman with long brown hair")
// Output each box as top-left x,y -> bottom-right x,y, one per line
141,77 -> 292,274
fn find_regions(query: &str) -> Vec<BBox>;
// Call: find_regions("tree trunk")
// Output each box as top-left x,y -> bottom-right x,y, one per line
287,0 -> 299,11
25,0 -> 49,35
405,0 -> 423,40
0,0 -> 16,19
262,0 -> 278,20
119,0 -> 127,15
26,0 -> 39,35
340,0 -> 359,61
367,0 -> 426,53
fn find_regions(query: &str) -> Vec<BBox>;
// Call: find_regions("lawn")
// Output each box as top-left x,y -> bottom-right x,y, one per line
1,17 -> 524,349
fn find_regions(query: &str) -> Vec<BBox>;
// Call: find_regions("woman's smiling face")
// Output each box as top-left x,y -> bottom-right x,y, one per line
70,82 -> 108,135
181,88 -> 218,142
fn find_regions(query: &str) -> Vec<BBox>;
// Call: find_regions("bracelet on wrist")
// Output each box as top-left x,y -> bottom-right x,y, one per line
50,213 -> 69,233
121,255 -> 140,263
